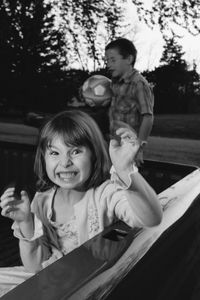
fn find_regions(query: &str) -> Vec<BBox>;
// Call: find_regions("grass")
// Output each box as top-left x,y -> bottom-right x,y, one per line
0,112 -> 199,167
152,114 -> 200,140
146,114 -> 200,167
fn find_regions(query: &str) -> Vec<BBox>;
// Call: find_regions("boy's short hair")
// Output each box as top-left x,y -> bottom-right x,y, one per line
105,38 -> 137,66
34,110 -> 111,191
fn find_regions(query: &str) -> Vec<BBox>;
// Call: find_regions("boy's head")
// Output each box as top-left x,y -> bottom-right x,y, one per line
105,38 -> 137,79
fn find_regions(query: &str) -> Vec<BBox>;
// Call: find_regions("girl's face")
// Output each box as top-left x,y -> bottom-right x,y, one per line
105,48 -> 132,78
44,135 -> 92,190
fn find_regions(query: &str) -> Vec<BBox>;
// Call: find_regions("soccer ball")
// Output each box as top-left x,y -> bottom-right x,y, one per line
82,75 -> 112,107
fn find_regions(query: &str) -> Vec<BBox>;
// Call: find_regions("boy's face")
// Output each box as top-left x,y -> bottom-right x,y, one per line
105,48 -> 132,79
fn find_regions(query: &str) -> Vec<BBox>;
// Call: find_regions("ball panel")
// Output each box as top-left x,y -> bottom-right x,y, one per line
82,75 -> 112,107
94,85 -> 106,96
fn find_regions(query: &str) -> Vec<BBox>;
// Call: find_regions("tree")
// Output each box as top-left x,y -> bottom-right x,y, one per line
132,0 -> 200,36
132,0 -> 200,35
53,0 -> 124,71
145,34 -> 199,113
161,34 -> 186,66
0,0 -> 67,110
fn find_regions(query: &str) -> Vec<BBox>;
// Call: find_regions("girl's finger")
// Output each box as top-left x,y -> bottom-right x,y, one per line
109,139 -> 120,148
113,120 -> 132,130
121,132 -> 137,140
3,187 -> 15,193
20,190 -> 30,202
115,127 -> 128,135
116,127 -> 137,137
0,188 -> 15,200
0,197 -> 16,209
1,204 -> 14,217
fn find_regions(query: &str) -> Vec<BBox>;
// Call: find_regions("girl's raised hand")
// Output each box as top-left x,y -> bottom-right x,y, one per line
0,187 -> 31,223
109,127 -> 139,172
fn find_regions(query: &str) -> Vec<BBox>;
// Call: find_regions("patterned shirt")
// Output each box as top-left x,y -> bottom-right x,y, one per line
109,69 -> 154,134
51,215 -> 79,255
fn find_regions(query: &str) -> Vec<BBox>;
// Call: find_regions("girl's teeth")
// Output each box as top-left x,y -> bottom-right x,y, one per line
60,172 -> 76,179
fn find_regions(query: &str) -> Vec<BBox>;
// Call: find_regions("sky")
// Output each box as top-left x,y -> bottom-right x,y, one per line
123,0 -> 200,73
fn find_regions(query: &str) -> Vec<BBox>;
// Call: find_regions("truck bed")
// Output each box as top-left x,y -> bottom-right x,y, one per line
0,139 -> 198,267
0,138 -> 200,300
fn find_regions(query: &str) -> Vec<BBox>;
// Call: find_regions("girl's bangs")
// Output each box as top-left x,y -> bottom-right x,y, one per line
44,121 -> 89,148
60,126 -> 88,147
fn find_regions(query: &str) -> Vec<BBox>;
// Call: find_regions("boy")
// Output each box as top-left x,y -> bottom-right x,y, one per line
105,38 -> 154,166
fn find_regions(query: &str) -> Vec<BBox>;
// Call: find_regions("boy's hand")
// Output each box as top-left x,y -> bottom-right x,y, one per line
109,127 -> 139,172
0,187 -> 31,223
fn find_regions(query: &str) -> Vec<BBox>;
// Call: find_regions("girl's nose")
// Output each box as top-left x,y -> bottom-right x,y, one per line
60,155 -> 72,167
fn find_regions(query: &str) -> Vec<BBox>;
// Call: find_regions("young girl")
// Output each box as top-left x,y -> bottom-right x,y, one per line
0,110 -> 162,295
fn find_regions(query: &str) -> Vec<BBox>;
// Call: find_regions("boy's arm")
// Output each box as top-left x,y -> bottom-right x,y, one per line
138,114 -> 153,147
135,114 -> 153,166
135,78 -> 154,146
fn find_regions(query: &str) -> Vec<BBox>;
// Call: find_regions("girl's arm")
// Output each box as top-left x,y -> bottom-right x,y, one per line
124,170 -> 162,226
109,128 -> 162,227
0,188 -> 48,272
18,227 -> 51,272
12,193 -> 52,272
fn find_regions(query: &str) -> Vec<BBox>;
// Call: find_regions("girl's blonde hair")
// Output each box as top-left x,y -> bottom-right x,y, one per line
34,110 -> 111,191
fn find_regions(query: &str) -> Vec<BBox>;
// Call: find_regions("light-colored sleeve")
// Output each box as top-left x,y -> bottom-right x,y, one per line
11,193 -> 52,272
102,166 -> 145,228
12,213 -> 43,241
110,164 -> 138,190
107,190 -> 145,228
107,164 -> 162,228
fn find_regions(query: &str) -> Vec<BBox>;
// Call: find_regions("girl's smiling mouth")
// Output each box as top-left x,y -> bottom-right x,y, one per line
58,172 -> 78,180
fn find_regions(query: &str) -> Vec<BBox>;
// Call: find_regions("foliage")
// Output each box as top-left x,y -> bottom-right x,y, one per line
161,35 -> 186,66
51,0 -> 200,72
0,0 -> 200,115
53,0 -> 124,71
132,0 -> 200,36
144,65 -> 199,114
142,28 -> 200,114
0,0 -> 67,110
1,0 -> 66,75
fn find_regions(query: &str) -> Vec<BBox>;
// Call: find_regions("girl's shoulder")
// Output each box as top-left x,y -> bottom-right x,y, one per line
94,169 -> 130,196
95,179 -> 113,192
31,188 -> 55,211
92,178 -> 119,201
33,188 -> 55,200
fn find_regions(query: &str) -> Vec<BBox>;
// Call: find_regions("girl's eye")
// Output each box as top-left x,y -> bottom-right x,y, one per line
71,148 -> 81,155
49,150 -> 59,156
